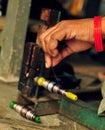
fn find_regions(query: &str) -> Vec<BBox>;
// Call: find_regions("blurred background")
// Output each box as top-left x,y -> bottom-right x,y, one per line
1,0 -> 105,18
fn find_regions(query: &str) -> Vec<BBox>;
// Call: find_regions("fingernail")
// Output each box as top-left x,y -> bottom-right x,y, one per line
45,63 -> 49,68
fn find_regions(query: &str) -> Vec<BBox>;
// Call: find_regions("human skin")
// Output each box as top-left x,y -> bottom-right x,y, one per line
39,17 -> 105,68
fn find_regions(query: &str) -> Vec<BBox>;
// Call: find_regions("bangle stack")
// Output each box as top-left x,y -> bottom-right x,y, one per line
94,16 -> 104,52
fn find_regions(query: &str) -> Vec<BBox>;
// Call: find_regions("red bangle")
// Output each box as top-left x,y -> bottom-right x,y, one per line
94,16 -> 104,52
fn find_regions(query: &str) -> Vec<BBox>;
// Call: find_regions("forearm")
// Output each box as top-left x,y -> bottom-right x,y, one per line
102,17 -> 105,39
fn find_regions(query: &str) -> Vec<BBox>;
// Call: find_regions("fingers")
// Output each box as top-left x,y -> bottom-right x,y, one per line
40,25 -> 58,53
39,19 -> 94,68
45,53 -> 63,68
45,44 -> 73,68
40,23 -> 67,57
45,40 -> 93,68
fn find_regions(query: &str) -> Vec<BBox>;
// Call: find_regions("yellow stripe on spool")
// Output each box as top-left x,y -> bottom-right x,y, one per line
37,77 -> 45,86
66,92 -> 78,101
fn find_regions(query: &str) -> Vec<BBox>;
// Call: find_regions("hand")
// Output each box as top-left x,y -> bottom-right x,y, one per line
45,39 -> 93,68
39,19 -> 94,68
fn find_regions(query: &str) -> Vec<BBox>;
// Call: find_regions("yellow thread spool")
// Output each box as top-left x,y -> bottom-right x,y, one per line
37,77 -> 45,86
66,92 -> 78,101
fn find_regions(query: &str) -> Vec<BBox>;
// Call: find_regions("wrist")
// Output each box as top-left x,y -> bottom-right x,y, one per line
102,17 -> 105,39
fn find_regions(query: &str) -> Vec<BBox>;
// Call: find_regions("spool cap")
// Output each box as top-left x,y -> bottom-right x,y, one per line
37,77 -> 45,86
9,101 -> 16,109
34,116 -> 41,123
66,92 -> 78,101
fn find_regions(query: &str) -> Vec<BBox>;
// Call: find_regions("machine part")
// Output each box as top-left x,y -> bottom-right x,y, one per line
17,91 -> 60,116
18,44 -> 47,97
18,8 -> 79,117
34,77 -> 78,101
18,8 -> 63,97
9,101 -> 41,123
59,97 -> 105,130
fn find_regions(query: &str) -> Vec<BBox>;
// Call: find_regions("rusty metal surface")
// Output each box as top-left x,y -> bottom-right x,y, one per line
17,91 -> 60,116
34,100 -> 60,116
